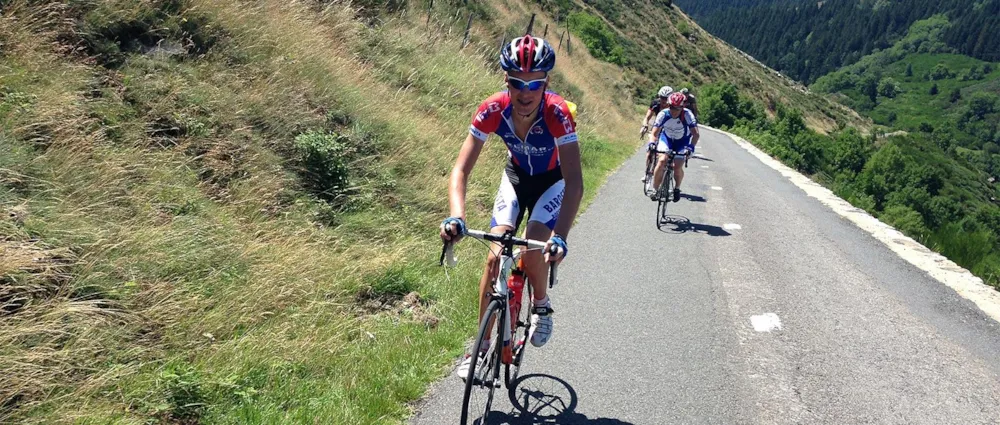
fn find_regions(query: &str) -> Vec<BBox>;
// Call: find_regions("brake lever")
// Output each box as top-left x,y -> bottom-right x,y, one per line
440,242 -> 457,267
547,244 -> 559,288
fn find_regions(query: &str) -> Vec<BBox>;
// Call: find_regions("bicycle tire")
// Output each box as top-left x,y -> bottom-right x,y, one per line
643,151 -> 657,196
505,282 -> 533,387
460,299 -> 504,425
656,165 -> 673,229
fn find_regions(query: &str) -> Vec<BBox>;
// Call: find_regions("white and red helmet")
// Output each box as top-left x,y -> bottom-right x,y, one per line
500,35 -> 556,73
667,92 -> 687,108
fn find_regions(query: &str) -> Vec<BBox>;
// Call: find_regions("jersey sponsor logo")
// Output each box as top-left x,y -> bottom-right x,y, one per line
508,142 -> 554,156
562,119 -> 573,134
530,126 -> 544,135
507,143 -> 555,156
541,191 -> 564,214
475,110 -> 488,123
494,192 -> 507,212
488,102 -> 501,113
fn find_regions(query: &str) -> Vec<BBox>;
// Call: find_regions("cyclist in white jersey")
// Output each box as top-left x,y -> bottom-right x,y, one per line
649,92 -> 699,202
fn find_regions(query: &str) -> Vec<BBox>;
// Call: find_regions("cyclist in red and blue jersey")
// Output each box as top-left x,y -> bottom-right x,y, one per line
649,92 -> 700,202
439,35 -> 583,380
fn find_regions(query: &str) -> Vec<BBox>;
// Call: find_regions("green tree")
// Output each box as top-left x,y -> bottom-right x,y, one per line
832,128 -> 871,174
930,63 -> 954,80
950,88 -> 962,103
877,77 -> 900,98
967,92 -> 999,120
929,83 -> 939,95
881,204 -> 930,239
905,62 -> 913,77
858,74 -> 880,102
699,82 -> 741,128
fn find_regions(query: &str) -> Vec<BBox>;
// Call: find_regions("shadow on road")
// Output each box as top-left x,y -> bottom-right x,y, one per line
658,215 -> 731,237
490,374 -> 636,425
689,155 -> 714,162
678,193 -> 706,203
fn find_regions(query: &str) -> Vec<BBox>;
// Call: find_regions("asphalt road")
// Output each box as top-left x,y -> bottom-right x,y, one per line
409,128 -> 1000,425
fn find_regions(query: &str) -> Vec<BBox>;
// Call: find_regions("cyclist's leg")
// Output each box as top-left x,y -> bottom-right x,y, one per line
651,139 -> 669,195
523,179 -> 564,347
483,171 -> 522,320
458,172 -> 520,377
668,138 -> 689,190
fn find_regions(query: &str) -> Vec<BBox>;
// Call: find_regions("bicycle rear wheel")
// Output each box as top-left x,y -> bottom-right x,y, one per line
643,151 -> 657,196
460,299 -> 504,425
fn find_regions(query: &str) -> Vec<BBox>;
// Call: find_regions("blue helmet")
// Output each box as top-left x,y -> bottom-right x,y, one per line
500,35 -> 556,73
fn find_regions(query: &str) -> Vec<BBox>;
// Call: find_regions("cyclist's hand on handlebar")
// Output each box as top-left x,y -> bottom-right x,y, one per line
544,234 -> 568,263
639,125 -> 648,135
440,217 -> 466,242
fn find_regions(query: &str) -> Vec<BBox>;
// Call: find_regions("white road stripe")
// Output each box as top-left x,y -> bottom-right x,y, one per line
711,186 -> 723,191
751,313 -> 782,332
724,223 -> 742,230
705,126 -> 1000,325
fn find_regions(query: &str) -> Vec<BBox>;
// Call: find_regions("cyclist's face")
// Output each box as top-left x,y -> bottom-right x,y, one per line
669,106 -> 683,117
507,71 -> 548,118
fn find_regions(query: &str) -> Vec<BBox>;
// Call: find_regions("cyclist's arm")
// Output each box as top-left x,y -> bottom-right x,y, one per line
448,133 -> 485,221
553,142 -> 583,239
690,125 -> 700,148
642,109 -> 654,125
650,125 -> 662,146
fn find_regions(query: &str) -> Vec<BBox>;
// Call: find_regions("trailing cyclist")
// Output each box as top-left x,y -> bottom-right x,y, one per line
439,35 -> 583,380
649,92 -> 700,202
640,85 -> 673,139
679,87 -> 699,119
639,85 -> 673,183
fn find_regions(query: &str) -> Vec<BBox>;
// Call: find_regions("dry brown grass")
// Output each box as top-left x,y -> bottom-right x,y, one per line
1,0 -> 639,423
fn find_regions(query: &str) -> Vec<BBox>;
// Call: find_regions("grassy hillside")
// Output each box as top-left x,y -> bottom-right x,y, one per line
0,1 -> 637,423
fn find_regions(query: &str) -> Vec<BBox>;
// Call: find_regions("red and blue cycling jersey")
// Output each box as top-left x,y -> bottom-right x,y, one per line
469,91 -> 578,176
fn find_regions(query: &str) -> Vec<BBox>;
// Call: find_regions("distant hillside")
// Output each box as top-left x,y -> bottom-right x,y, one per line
672,0 -> 791,18
531,0 -> 867,132
689,0 -> 1000,83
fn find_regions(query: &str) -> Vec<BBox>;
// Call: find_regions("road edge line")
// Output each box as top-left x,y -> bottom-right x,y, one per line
702,125 -> 1000,325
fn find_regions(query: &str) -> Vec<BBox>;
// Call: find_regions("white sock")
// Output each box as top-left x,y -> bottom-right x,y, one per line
533,296 -> 550,308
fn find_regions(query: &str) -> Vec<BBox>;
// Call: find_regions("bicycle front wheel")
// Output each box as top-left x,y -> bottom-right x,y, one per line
656,167 -> 673,229
460,299 -> 504,425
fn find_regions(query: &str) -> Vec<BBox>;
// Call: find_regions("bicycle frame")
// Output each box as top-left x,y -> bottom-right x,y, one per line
441,229 -> 558,363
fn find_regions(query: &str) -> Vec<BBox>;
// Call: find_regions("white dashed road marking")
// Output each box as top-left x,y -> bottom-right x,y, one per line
701,165 -> 710,169
711,186 -> 723,191
723,223 -> 742,230
705,126 -> 1000,325
750,313 -> 782,332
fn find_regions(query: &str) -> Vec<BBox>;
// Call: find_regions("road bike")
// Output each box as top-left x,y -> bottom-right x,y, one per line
653,149 -> 690,229
441,229 -> 558,425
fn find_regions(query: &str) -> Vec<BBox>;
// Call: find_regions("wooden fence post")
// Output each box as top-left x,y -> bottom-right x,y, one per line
525,13 -> 536,35
543,23 -> 548,38
461,13 -> 473,49
566,22 -> 572,54
557,30 -> 565,49
426,0 -> 434,26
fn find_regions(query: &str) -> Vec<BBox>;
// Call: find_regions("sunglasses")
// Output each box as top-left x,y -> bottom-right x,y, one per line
507,76 -> 547,91
669,105 -> 683,111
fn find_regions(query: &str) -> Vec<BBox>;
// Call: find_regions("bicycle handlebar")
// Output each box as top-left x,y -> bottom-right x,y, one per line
440,229 -> 560,288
